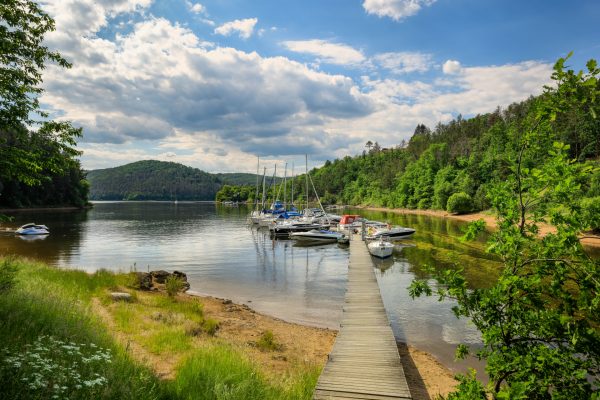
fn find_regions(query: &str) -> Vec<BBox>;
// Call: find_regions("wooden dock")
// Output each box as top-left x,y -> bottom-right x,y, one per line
313,236 -> 411,400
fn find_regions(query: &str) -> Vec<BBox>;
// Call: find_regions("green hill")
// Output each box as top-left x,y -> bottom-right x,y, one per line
87,160 -> 235,201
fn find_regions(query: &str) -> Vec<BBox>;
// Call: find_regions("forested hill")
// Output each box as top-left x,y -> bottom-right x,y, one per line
86,160 -> 262,201
217,59 -> 600,217
309,92 -> 599,212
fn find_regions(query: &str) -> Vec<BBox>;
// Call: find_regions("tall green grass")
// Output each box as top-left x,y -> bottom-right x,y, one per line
170,345 -> 319,400
0,257 -> 319,399
0,258 -> 165,400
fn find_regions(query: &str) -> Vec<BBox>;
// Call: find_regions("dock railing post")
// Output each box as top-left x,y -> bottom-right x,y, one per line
361,220 -> 366,241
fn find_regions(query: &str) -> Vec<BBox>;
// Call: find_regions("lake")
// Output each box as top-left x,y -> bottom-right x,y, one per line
0,202 -> 497,372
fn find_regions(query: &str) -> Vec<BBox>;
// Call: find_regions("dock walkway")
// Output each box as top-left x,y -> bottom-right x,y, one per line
313,236 -> 411,400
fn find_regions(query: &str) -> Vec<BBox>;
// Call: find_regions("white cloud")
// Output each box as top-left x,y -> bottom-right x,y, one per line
38,0 -> 555,173
363,0 -> 437,21
342,61 -> 553,155
40,0 -> 152,36
186,1 -> 205,14
39,10 -> 374,170
282,40 -> 365,66
214,18 -> 258,39
443,59 -> 462,75
374,52 -> 433,74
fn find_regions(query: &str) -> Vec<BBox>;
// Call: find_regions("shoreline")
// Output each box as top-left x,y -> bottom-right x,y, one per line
0,205 -> 93,213
360,206 -> 600,248
176,291 -> 457,398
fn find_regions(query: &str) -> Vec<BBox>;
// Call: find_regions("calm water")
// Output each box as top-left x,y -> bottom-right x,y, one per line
0,202 -> 500,372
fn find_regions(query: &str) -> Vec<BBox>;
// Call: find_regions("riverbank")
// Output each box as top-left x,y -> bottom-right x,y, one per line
0,257 -> 458,399
361,206 -> 600,248
0,204 -> 93,213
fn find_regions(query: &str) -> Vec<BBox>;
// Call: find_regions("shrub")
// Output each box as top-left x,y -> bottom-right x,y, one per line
202,318 -> 220,336
472,184 -> 491,211
185,318 -> 220,337
256,330 -> 282,352
165,275 -> 185,298
581,196 -> 600,233
446,192 -> 473,214
0,257 -> 19,293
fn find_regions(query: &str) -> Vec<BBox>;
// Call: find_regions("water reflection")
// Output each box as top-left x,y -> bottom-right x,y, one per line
0,208 -> 88,265
0,202 -> 500,373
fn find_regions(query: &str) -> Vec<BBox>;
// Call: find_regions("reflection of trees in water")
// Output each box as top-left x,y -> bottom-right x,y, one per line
349,208 -> 501,288
0,208 -> 89,265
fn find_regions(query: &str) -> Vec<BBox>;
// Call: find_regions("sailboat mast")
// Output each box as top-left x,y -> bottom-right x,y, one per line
283,163 -> 287,208
254,156 -> 260,210
271,164 -> 277,206
291,162 -> 295,206
305,154 -> 309,209
261,167 -> 267,209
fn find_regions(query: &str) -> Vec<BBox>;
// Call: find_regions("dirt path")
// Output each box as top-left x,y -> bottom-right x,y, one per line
92,291 -> 458,397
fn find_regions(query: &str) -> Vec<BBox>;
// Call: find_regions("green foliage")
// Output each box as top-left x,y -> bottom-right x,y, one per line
1,335 -> 113,399
1,257 -> 318,399
86,160 -> 221,201
215,184 -> 255,203
293,55 -> 598,212
170,345 -> 316,400
446,192 -> 473,214
0,258 -> 163,399
581,196 -> 600,233
0,0 -> 88,208
0,257 -> 18,293
165,276 -> 185,298
0,0 -> 70,128
202,318 -> 220,337
410,55 -> 600,398
445,370 -> 486,400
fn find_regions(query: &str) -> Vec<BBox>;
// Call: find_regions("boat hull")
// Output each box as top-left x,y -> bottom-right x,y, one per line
368,241 -> 394,258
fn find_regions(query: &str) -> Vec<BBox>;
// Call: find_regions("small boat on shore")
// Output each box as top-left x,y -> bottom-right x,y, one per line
368,238 -> 394,258
15,223 -> 49,235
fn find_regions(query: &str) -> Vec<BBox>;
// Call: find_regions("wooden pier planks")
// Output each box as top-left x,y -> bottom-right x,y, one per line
313,237 -> 411,400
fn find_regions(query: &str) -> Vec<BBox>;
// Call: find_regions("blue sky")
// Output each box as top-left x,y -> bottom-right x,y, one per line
38,0 -> 600,172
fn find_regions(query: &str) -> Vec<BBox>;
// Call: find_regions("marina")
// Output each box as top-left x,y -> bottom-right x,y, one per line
0,202 -> 490,372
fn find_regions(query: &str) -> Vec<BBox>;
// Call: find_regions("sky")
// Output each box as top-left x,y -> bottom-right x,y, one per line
37,0 -> 600,173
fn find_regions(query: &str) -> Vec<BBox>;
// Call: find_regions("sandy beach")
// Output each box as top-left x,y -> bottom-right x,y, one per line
95,290 -> 458,399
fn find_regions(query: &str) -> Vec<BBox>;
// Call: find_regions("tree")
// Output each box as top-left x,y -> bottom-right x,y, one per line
1,0 -> 87,207
410,55 -> 600,398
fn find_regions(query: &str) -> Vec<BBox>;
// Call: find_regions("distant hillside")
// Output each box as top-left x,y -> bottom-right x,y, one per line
87,160 -> 223,201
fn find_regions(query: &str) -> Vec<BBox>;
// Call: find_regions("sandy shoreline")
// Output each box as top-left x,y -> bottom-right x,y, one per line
97,288 -> 457,399
187,292 -> 458,398
361,206 -> 600,248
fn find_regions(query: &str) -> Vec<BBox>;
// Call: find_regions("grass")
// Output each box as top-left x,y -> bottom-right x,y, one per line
170,345 -> 319,400
0,256 -> 318,400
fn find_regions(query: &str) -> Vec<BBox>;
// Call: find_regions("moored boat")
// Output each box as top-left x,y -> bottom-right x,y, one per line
15,223 -> 49,235
367,238 -> 394,258
368,226 -> 415,240
290,229 -> 346,243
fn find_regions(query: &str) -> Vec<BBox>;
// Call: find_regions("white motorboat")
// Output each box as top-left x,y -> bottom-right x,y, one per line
15,223 -> 49,235
368,226 -> 415,240
290,229 -> 346,243
368,238 -> 394,258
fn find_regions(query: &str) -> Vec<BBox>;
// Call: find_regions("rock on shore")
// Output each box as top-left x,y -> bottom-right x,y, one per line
134,270 -> 191,292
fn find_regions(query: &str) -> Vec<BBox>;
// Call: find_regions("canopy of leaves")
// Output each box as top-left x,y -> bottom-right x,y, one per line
0,0 -> 87,208
410,54 -> 600,398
